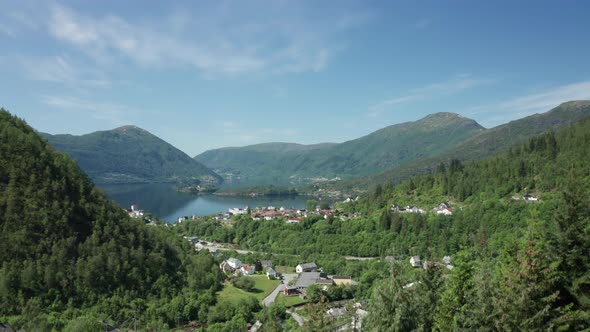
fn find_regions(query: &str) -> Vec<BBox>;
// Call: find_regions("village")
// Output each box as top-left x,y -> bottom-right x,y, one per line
181,226 -> 462,330
125,193 -> 540,331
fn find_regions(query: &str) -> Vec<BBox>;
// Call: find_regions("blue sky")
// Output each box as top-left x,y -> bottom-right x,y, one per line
1,0 -> 590,156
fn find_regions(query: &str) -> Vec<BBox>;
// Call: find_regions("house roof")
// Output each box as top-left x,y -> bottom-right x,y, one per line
294,272 -> 321,288
260,260 -> 273,265
297,262 -> 317,270
315,279 -> 334,285
410,256 -> 421,261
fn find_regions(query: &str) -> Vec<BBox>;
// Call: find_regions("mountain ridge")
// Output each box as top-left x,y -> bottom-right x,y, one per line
320,100 -> 590,194
42,125 -> 222,185
195,112 -> 484,184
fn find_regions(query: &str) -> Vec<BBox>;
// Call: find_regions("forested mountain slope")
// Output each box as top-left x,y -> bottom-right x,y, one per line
326,100 -> 590,194
196,112 -> 483,183
42,125 -> 222,185
0,109 -> 221,330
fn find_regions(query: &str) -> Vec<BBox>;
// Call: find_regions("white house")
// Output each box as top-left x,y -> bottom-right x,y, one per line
296,262 -> 318,273
227,258 -> 242,270
410,256 -> 421,268
229,207 -> 248,215
436,208 -> 453,216
524,194 -> 539,202
241,265 -> 255,275
266,268 -> 279,279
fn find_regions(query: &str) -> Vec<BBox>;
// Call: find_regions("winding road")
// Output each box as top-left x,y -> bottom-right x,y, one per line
262,273 -> 298,306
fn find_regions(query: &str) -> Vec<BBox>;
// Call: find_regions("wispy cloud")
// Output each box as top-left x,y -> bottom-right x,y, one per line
21,55 -> 111,88
0,7 -> 40,37
46,3 -> 368,77
465,80 -> 590,126
368,74 -> 494,117
42,95 -> 137,125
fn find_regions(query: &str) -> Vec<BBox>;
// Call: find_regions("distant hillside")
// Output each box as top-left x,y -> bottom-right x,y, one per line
326,100 -> 590,194
42,125 -> 222,185
196,112 -> 483,184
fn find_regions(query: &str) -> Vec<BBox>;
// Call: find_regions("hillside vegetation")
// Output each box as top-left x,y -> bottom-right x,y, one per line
317,100 -> 590,195
42,126 -> 222,185
196,112 -> 483,184
0,109 -> 221,330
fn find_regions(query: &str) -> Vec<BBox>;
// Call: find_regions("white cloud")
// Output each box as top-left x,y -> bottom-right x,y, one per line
46,3 -> 367,77
368,74 -> 494,117
21,55 -> 111,88
465,80 -> 590,126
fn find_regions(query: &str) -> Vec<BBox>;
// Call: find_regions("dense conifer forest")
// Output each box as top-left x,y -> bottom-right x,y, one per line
0,110 -> 222,331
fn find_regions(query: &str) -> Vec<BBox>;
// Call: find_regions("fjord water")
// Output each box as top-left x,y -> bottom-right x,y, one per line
99,183 -> 308,222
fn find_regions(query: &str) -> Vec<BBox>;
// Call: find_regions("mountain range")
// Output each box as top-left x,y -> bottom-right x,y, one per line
41,125 -> 222,185
331,100 -> 590,193
196,101 -> 590,188
40,101 -> 590,192
195,112 -> 484,185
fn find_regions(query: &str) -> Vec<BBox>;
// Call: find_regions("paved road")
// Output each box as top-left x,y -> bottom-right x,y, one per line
344,256 -> 377,261
262,273 -> 297,306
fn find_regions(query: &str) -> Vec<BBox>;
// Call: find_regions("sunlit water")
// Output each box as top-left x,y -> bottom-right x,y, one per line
98,183 -> 308,222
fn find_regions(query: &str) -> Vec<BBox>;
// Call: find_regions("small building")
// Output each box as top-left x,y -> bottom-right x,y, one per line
241,265 -> 255,275
315,279 -> 334,287
332,276 -> 353,286
266,268 -> 280,279
227,258 -> 242,270
296,262 -> 318,273
286,217 -> 302,224
442,256 -> 452,265
436,208 -> 453,216
410,256 -> 421,268
284,285 -> 299,296
229,207 -> 249,215
524,194 -> 539,202
260,260 -> 273,268
407,206 -> 425,214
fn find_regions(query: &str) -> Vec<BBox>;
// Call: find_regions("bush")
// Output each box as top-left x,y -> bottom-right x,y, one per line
232,276 -> 255,291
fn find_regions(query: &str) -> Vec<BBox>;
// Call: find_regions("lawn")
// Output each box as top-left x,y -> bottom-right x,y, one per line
217,275 -> 280,304
275,265 -> 296,274
275,294 -> 308,307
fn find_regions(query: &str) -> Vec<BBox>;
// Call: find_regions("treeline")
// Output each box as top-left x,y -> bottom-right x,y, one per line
215,185 -> 299,197
0,110 -> 222,331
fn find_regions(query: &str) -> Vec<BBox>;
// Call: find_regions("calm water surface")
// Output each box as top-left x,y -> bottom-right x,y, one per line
98,183 -> 308,222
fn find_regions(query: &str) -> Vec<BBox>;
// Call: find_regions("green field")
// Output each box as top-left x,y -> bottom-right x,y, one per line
275,294 -> 308,307
275,265 -> 296,274
217,275 -> 280,304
